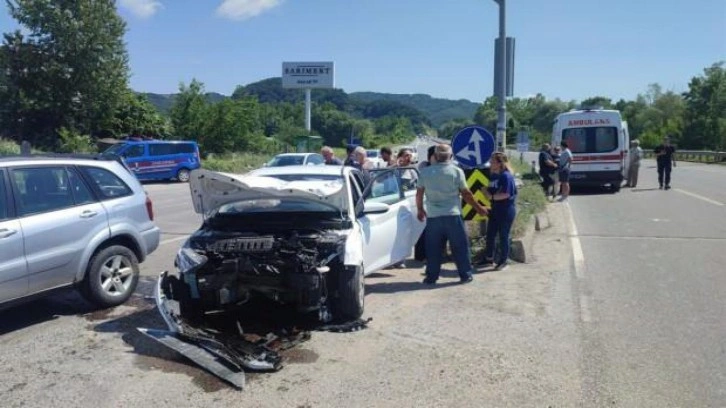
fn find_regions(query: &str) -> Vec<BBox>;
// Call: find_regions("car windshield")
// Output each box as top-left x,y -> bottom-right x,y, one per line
102,143 -> 127,156
562,127 -> 618,153
260,174 -> 342,182
366,151 -> 378,158
267,155 -> 305,166
215,198 -> 339,215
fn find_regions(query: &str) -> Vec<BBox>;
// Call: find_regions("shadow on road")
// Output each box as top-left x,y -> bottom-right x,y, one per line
0,288 -> 96,335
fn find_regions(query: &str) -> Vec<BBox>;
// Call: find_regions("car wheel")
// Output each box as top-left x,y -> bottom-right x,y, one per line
333,265 -> 364,321
177,168 -> 190,183
611,183 -> 621,193
81,245 -> 139,308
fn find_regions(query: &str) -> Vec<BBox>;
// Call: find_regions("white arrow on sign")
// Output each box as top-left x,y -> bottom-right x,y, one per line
455,129 -> 484,162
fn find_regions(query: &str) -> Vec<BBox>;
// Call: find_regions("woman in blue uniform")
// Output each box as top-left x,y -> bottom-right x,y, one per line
481,152 -> 518,271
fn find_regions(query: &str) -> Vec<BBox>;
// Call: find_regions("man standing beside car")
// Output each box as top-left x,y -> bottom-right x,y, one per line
416,144 -> 489,285
321,146 -> 343,165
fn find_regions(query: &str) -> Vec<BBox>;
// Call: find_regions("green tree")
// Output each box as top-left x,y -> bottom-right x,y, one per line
111,92 -> 169,138
169,79 -> 207,143
682,62 -> 725,150
0,0 -> 130,148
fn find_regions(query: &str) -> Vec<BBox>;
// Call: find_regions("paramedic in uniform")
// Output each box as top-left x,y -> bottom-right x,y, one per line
654,137 -> 676,190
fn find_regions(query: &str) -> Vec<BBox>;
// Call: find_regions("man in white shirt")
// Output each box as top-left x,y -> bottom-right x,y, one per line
558,140 -> 573,201
625,139 -> 643,188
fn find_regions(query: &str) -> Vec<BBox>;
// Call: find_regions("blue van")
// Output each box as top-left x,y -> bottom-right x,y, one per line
102,140 -> 201,182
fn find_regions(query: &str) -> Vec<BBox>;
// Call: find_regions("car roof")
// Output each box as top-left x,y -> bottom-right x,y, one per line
0,153 -> 121,165
250,164 -> 352,177
272,153 -> 316,157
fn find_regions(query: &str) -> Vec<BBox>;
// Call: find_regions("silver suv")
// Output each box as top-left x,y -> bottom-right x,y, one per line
0,155 -> 161,310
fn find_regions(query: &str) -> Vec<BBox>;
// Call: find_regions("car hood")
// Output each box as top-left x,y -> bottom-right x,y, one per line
189,169 -> 348,215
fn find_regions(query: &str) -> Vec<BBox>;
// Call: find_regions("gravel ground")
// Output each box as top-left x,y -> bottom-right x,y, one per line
0,205 -> 582,408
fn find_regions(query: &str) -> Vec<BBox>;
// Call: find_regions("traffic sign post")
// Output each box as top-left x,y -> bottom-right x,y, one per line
452,126 -> 496,169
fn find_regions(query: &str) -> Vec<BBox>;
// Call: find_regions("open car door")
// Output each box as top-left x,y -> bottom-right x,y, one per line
356,168 -> 425,274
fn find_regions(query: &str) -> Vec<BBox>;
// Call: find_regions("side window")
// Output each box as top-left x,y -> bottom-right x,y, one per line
398,168 -> 419,192
366,171 -> 402,204
13,167 -> 74,216
175,143 -> 196,154
0,173 -> 8,220
349,176 -> 362,206
123,145 -> 145,158
308,154 -> 324,165
149,144 -> 175,156
80,167 -> 133,199
67,168 -> 95,205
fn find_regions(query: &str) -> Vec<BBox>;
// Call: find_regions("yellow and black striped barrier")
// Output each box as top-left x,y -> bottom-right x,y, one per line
461,168 -> 491,221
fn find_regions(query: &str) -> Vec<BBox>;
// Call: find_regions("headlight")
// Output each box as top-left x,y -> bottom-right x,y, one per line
175,246 -> 208,273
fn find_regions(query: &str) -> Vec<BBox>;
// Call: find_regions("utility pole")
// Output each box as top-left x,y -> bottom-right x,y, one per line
494,0 -> 507,152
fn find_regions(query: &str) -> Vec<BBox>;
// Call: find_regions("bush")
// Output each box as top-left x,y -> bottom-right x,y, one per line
0,138 -> 20,155
202,153 -> 271,174
58,128 -> 97,154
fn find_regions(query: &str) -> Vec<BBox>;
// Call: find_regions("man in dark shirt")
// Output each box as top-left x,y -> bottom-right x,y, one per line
654,137 -> 676,190
538,143 -> 557,195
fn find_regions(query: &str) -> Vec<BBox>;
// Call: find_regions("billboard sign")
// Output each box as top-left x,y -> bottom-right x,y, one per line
282,62 -> 335,89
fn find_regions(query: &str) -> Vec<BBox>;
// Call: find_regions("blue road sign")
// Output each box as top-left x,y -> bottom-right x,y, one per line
452,126 -> 496,168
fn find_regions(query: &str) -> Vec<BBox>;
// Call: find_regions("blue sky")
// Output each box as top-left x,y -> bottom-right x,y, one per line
1,0 -> 724,102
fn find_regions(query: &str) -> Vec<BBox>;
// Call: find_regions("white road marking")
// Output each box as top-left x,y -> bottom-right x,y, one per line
579,295 -> 592,323
565,202 -> 586,279
159,235 -> 189,246
674,188 -> 725,207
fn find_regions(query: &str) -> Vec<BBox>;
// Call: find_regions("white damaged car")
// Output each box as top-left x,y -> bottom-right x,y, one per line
150,164 -> 424,344
144,165 -> 425,386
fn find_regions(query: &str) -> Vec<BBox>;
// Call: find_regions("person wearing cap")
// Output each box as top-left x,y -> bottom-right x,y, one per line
624,139 -> 643,188
654,136 -> 676,190
416,144 -> 489,285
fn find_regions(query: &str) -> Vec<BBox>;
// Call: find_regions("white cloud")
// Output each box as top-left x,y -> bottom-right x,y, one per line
119,0 -> 163,19
216,0 -> 283,21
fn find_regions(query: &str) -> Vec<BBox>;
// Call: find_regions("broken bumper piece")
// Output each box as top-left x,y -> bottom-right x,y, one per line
138,271 -> 308,389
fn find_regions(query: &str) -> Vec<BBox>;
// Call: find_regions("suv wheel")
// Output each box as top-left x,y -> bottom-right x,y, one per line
332,265 -> 364,320
82,245 -> 139,308
177,168 -> 190,182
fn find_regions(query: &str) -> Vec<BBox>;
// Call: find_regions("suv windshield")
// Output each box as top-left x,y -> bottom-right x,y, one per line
102,143 -> 127,156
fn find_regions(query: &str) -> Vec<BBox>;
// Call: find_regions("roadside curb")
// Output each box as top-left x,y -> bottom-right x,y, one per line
510,205 -> 552,263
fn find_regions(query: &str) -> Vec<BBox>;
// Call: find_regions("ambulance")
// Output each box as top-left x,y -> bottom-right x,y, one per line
552,108 -> 630,192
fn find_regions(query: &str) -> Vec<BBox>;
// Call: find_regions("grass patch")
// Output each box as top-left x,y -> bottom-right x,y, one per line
510,158 -> 547,239
202,153 -> 271,174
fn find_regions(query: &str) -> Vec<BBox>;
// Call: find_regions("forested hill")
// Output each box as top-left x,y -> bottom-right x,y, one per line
348,92 -> 480,127
141,77 -> 479,127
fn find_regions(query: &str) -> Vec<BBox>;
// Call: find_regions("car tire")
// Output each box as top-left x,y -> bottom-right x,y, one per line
177,168 -> 190,183
81,245 -> 140,308
333,265 -> 364,321
611,183 -> 621,193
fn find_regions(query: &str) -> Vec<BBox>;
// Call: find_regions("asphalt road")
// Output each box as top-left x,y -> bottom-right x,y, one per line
1,159 -> 725,407
566,159 -> 726,406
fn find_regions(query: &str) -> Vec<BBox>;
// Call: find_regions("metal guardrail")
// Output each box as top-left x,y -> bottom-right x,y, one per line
642,150 -> 726,163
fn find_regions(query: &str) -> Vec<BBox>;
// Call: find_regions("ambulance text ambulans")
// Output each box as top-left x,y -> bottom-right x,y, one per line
552,108 -> 630,192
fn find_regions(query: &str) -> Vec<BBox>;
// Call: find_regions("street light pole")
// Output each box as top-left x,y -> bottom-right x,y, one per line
494,0 -> 507,152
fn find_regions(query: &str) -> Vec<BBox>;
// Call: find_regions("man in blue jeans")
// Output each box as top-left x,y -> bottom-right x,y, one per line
416,144 -> 489,285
